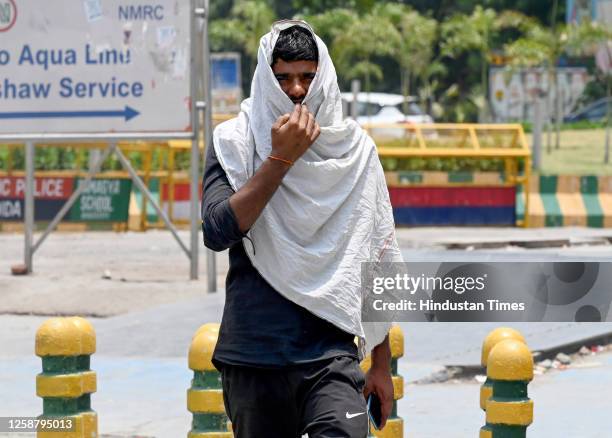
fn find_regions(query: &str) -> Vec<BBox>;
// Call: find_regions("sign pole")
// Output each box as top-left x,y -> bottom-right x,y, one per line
190,133 -> 200,280
532,91 -> 543,170
201,0 -> 217,292
555,84 -> 562,150
189,0 -> 202,281
24,141 -> 35,273
351,79 -> 360,120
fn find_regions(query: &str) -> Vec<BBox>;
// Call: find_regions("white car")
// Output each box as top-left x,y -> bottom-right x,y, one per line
340,92 -> 433,139
340,92 -> 433,123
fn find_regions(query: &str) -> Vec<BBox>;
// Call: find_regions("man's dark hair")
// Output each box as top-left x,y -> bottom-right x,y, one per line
272,25 -> 319,66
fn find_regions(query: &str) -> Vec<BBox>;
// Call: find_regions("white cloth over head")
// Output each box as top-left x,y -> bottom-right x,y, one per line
212,21 -> 403,360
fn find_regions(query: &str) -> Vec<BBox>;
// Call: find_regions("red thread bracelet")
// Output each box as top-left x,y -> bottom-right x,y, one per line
268,155 -> 293,166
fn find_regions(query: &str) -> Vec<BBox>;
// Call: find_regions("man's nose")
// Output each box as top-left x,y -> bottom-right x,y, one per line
288,80 -> 306,99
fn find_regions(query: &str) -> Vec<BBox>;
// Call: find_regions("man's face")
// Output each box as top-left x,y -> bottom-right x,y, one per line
272,59 -> 318,105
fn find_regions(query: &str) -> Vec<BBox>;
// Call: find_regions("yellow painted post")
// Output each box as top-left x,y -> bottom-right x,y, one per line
468,126 -> 480,149
503,159 -> 514,185
187,323 -> 232,438
523,156 -> 532,228
140,145 -> 153,231
415,126 -> 426,149
480,328 -> 526,411
361,325 -> 404,438
480,340 -> 534,438
168,146 -> 176,223
35,317 -> 98,438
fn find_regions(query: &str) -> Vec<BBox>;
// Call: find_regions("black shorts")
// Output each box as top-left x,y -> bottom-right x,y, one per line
220,355 -> 369,438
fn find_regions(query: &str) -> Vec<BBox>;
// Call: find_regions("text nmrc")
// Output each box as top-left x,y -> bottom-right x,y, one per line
118,5 -> 164,20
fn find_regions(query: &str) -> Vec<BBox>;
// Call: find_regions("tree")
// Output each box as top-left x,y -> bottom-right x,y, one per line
402,0 -> 565,25
301,8 -> 358,45
291,0 -> 375,16
374,4 -> 440,115
210,1 -> 277,76
440,6 -> 524,121
331,11 -> 401,99
505,19 -> 611,150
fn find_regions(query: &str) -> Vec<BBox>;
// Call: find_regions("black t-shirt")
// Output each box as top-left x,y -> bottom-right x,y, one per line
201,144 -> 357,369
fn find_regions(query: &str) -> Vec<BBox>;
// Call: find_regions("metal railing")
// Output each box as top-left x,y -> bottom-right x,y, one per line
363,123 -> 532,227
1,121 -> 532,228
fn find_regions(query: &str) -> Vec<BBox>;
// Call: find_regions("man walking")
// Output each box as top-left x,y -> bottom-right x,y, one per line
201,20 -> 402,438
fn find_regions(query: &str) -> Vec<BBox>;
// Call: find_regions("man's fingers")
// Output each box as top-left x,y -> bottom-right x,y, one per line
273,114 -> 291,130
379,385 -> 393,428
305,113 -> 315,137
289,103 -> 301,125
298,104 -> 309,129
380,393 -> 392,428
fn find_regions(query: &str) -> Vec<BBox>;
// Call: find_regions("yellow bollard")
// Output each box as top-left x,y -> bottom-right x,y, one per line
480,340 -> 534,438
362,325 -> 404,438
187,323 -> 232,438
480,328 -> 526,411
35,316 -> 98,438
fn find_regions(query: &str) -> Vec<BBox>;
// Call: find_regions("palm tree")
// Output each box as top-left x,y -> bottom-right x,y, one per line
440,7 -> 526,121
374,4 -> 439,116
332,11 -> 400,99
210,1 -> 276,76
505,19 -> 611,150
301,8 -> 358,46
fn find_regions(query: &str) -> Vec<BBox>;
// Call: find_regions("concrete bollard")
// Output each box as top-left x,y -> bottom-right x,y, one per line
480,328 -> 526,411
362,324 -> 404,438
187,323 -> 232,438
480,339 -> 534,438
35,316 -> 98,438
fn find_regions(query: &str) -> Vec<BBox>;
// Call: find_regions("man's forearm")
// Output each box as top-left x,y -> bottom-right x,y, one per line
229,157 -> 291,233
370,334 -> 391,371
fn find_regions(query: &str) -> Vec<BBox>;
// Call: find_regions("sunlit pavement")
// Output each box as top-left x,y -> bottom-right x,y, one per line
2,228 -> 612,436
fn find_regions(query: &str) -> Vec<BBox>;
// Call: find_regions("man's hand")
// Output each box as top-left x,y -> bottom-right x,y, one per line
227,104 -> 320,233
271,103 -> 320,163
363,335 -> 394,429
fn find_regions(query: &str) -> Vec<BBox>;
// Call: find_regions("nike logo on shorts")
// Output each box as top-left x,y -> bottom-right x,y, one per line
345,411 -> 365,419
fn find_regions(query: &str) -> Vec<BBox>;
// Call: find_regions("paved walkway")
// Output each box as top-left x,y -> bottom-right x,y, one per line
2,228 -> 612,316
2,296 -> 612,437
2,228 -> 612,436
2,322 -> 611,437
407,350 -> 612,437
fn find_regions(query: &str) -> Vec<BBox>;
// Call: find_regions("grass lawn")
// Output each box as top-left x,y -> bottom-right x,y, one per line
526,128 -> 612,175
